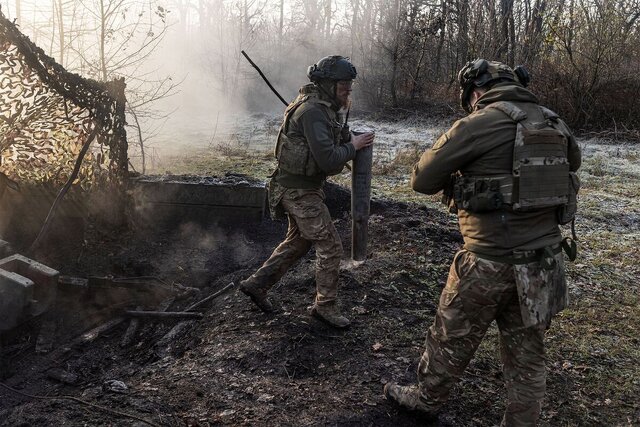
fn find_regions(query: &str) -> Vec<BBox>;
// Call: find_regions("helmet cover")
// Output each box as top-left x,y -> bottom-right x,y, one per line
458,59 -> 523,112
307,56 -> 357,82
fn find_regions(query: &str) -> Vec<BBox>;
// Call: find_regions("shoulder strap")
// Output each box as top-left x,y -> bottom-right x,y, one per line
282,95 -> 309,133
485,101 -> 527,122
539,106 -> 559,121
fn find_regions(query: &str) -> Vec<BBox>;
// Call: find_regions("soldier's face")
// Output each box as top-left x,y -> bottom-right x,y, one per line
336,80 -> 353,107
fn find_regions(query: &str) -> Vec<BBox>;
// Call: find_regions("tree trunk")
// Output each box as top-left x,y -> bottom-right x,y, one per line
497,0 -> 515,62
523,0 -> 546,64
457,0 -> 470,65
57,0 -> 64,66
279,0 -> 284,50
99,0 -> 108,81
351,0 -> 360,59
15,0 -> 21,25
325,0 -> 332,39
435,0 -> 447,79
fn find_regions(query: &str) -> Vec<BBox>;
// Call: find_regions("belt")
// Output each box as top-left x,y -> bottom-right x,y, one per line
473,238 -> 577,270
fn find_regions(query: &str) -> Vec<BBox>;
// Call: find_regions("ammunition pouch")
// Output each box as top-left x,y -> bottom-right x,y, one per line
453,175 -> 510,213
276,132 -> 322,177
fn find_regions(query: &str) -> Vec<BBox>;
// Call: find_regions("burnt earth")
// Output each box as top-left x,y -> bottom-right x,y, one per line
0,182 -> 537,427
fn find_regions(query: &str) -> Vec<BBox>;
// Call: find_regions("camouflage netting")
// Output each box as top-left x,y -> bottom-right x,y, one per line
0,9 -> 127,190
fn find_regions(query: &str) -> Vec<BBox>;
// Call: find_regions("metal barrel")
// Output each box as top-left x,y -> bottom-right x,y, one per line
351,136 -> 373,261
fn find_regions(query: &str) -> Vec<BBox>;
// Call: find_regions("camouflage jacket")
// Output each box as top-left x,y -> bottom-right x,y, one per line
411,83 -> 582,257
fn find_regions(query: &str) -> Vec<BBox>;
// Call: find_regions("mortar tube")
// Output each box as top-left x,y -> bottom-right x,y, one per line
351,131 -> 373,261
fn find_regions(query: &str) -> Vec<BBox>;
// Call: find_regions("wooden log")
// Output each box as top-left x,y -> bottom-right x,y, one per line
154,321 -> 195,359
78,317 -> 126,344
351,144 -> 373,261
120,305 -> 142,348
124,311 -> 203,320
138,297 -> 175,339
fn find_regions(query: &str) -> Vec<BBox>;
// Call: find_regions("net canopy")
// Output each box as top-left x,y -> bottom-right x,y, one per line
0,9 -> 127,190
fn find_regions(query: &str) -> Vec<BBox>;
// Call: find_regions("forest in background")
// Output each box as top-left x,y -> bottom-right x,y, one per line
4,0 -> 640,137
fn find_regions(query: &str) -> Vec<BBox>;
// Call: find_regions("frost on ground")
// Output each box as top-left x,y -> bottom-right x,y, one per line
132,111 -> 447,172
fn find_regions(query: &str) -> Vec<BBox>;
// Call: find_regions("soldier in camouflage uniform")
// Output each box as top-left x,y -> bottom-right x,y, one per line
240,56 -> 374,328
384,59 -> 581,426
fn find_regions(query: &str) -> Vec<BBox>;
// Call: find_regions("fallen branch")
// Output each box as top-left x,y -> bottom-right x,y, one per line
78,317 -> 126,345
186,281 -> 237,312
120,305 -> 143,348
28,125 -> 100,254
153,283 -> 235,358
154,321 -> 194,355
125,311 -> 203,320
138,297 -> 175,339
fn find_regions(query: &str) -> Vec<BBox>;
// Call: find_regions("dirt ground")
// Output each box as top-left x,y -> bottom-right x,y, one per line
1,163 -> 638,427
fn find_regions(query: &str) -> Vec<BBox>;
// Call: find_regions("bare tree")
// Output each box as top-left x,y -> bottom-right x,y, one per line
14,0 -> 640,131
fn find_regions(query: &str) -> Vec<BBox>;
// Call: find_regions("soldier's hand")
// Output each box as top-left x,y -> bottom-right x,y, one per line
352,132 -> 374,151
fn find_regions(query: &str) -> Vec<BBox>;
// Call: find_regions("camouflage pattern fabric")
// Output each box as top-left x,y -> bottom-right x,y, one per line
268,179 -> 288,220
417,250 -> 549,426
513,249 -> 567,328
0,11 -> 127,189
244,187 -> 343,305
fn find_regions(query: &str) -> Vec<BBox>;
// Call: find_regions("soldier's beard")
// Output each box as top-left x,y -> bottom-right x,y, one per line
338,96 -> 352,110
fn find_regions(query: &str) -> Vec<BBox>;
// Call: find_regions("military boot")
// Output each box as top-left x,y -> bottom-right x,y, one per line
309,302 -> 350,328
383,382 -> 438,417
239,279 -> 274,313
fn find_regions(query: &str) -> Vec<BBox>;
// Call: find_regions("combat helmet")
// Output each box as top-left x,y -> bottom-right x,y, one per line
307,55 -> 357,82
458,59 -> 531,112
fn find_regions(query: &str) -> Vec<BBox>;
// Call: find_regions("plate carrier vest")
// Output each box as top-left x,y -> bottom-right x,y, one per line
452,101 -> 579,224
274,85 -> 343,177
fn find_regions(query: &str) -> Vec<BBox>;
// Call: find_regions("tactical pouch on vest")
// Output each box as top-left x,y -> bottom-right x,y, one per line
453,176 -> 505,212
276,131 -> 322,176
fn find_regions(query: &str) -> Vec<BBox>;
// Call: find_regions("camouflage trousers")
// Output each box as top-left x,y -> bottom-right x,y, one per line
245,187 -> 343,305
417,249 -> 565,426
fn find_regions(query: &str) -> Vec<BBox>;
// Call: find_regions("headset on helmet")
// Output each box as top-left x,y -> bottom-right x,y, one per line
513,65 -> 531,87
307,55 -> 357,82
458,59 -> 530,112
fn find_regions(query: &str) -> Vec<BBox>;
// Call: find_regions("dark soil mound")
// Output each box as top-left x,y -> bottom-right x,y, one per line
0,183 -> 496,426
